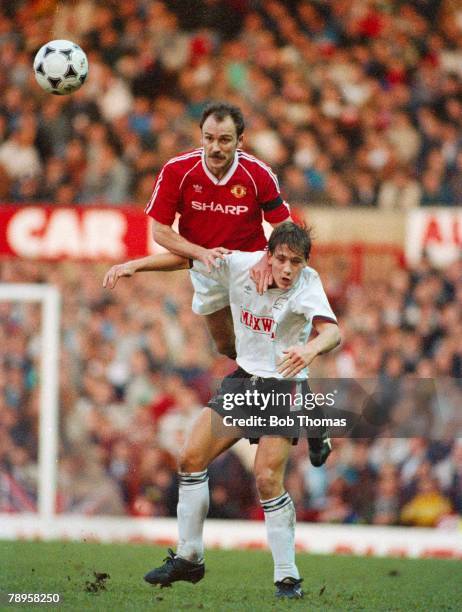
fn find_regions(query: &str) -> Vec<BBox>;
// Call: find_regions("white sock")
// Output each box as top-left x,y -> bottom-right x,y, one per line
176,470 -> 209,563
261,492 -> 300,583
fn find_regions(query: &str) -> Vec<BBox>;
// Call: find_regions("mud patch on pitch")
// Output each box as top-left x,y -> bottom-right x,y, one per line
84,571 -> 110,593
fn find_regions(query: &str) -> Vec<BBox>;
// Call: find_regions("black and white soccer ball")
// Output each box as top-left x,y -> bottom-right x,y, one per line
33,39 -> 88,95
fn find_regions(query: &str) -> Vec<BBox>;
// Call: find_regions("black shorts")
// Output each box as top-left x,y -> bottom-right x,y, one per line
207,366 -> 311,445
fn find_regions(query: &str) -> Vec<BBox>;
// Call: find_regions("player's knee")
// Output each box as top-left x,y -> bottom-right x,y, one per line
178,447 -> 207,473
255,468 -> 283,500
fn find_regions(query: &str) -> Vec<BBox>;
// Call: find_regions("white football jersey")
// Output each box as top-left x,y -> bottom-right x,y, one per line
193,251 -> 337,378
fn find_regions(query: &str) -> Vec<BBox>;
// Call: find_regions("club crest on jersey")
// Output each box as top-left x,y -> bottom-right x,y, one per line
231,184 -> 247,198
241,308 -> 277,339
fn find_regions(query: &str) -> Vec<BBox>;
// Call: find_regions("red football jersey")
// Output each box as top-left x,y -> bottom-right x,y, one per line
145,148 -> 290,250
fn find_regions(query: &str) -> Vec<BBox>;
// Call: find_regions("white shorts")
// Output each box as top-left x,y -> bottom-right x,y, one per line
189,269 -> 230,315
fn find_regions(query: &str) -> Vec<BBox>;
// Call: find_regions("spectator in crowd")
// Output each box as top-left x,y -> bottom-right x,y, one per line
400,476 -> 452,527
420,170 -> 454,206
58,450 -> 125,515
0,0 -> 461,207
372,465 -> 400,526
0,117 -> 42,182
435,441 -> 462,514
80,142 -> 131,204
377,169 -> 422,211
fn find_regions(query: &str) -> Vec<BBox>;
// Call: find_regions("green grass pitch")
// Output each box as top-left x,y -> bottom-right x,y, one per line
1,541 -> 461,611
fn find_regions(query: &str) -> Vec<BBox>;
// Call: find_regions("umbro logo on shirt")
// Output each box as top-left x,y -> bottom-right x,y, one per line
273,296 -> 289,310
241,308 -> 276,339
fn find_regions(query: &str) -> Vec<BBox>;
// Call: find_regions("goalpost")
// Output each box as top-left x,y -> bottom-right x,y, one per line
0,283 -> 61,519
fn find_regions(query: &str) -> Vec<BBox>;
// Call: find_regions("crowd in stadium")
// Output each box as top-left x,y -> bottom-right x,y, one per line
1,0 -> 461,527
1,255 -> 461,526
0,0 -> 461,208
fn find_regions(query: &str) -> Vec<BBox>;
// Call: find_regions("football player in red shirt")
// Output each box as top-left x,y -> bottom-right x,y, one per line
104,103 -> 291,358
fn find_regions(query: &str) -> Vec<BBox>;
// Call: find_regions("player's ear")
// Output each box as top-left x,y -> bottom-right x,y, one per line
237,134 -> 243,148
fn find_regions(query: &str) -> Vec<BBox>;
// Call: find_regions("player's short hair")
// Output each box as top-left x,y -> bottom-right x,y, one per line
199,102 -> 245,138
268,222 -> 313,261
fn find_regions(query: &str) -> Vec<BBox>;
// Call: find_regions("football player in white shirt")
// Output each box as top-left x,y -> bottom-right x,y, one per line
105,222 -> 340,599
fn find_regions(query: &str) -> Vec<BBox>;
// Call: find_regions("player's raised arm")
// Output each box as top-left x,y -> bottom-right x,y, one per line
277,320 -> 341,378
103,253 -> 189,289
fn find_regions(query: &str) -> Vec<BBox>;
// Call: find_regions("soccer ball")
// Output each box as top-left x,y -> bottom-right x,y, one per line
33,40 -> 88,95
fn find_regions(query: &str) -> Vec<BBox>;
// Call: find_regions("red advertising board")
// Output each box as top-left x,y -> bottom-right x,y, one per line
0,205 -> 161,260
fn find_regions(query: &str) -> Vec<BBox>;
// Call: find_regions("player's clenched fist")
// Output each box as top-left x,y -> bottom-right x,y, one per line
103,262 -> 137,289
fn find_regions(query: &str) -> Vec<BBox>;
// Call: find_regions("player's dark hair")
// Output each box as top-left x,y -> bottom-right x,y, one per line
268,222 -> 312,261
199,102 -> 245,137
